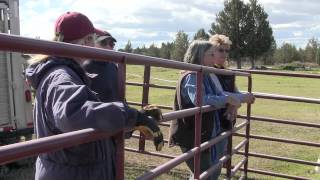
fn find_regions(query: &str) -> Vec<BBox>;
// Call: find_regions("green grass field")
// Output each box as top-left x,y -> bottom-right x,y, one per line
1,65 -> 319,180
125,65 -> 320,180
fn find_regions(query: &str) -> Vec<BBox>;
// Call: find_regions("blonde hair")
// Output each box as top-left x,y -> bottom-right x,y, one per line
28,33 -> 63,65
28,33 -> 94,65
184,40 -> 212,65
209,34 -> 232,48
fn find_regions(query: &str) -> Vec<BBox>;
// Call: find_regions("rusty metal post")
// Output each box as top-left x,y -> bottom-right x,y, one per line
225,75 -> 237,179
225,133 -> 233,180
115,57 -> 127,180
194,70 -> 203,179
138,65 -> 151,152
242,75 -> 252,179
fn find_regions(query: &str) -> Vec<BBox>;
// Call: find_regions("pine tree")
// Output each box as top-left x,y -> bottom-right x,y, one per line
193,28 -> 209,40
123,40 -> 133,53
172,31 -> 189,61
274,43 -> 300,63
304,37 -> 319,63
159,42 -> 173,59
209,0 -> 253,68
145,43 -> 160,57
246,0 -> 274,68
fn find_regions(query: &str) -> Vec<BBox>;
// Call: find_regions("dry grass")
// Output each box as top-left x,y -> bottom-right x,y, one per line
2,65 -> 320,179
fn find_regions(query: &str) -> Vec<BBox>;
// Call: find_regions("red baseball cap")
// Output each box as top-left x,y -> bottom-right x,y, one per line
55,12 -> 95,42
94,28 -> 117,42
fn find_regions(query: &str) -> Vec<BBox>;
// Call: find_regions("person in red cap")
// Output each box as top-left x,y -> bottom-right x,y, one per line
82,28 -> 120,102
25,12 -> 164,180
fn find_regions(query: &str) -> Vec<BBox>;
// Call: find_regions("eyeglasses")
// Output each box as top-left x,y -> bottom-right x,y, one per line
217,48 -> 230,53
100,39 -> 115,49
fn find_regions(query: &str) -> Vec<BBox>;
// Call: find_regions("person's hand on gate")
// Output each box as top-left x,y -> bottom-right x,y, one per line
226,95 -> 241,108
134,110 -> 164,151
139,105 -> 163,122
243,93 -> 255,104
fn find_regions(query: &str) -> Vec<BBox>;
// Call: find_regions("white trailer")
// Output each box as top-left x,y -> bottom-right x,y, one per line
0,0 -> 33,144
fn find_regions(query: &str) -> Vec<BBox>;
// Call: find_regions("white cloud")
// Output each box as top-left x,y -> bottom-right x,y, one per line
272,23 -> 302,30
18,0 -> 320,49
293,31 -> 303,37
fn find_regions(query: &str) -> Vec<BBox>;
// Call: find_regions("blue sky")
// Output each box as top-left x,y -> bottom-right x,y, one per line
19,0 -> 320,49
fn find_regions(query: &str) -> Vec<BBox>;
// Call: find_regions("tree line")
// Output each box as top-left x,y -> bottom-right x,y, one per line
119,0 -> 320,69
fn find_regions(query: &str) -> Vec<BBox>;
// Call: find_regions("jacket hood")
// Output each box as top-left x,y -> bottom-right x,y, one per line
25,57 -> 87,89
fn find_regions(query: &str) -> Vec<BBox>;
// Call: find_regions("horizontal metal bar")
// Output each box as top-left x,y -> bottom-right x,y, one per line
0,33 -> 250,76
127,102 -> 217,114
234,133 -> 320,147
159,122 -> 170,127
253,92 -> 320,104
136,147 -> 199,180
126,82 -> 176,90
201,121 -> 247,153
162,107 -> 200,122
200,155 -> 230,180
154,105 -> 173,110
201,131 -> 232,151
239,167 -> 312,180
231,157 -> 247,177
125,147 -> 176,159
126,101 -> 142,107
237,151 -> 320,166
131,134 -> 170,144
0,128 -> 114,165
136,120 -> 246,179
233,120 -> 249,132
238,115 -> 320,128
235,69 -> 320,79
126,101 -> 173,110
232,139 -> 248,155
202,139 -> 247,179
135,133 -> 248,180
201,105 -> 217,113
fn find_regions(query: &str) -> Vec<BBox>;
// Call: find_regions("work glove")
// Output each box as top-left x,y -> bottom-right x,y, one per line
134,111 -> 164,151
139,105 -> 163,122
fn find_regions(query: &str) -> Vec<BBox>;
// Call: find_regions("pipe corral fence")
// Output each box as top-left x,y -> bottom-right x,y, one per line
0,33 -> 319,180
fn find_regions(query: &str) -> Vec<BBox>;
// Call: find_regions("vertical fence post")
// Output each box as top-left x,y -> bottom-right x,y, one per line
115,57 -> 127,180
242,75 -> 252,179
194,70 -> 203,179
226,75 -> 237,179
138,65 -> 151,152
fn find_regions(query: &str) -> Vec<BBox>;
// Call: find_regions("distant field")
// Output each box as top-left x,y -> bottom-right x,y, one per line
1,65 -> 319,180
125,65 -> 320,180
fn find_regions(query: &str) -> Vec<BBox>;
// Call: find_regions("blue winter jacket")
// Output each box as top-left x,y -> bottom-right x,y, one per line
25,57 -> 136,180
82,60 -> 120,102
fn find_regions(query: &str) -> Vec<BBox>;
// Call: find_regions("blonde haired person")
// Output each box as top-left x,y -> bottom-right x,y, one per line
209,34 -> 232,68
169,40 -> 241,180
26,12 -> 163,180
209,34 -> 255,130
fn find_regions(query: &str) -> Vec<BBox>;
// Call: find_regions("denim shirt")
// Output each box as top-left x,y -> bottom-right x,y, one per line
180,72 -> 228,167
180,73 -> 228,108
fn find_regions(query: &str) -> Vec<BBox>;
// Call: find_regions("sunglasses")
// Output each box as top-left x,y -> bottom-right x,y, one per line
101,39 -> 115,48
217,48 -> 230,53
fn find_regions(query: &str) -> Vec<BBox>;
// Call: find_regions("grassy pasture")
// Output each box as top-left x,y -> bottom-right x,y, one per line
1,65 -> 319,180
125,65 -> 320,180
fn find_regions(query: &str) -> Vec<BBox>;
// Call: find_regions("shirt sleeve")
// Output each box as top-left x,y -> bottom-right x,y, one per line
223,91 -> 246,103
45,68 -> 136,133
181,73 -> 228,109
